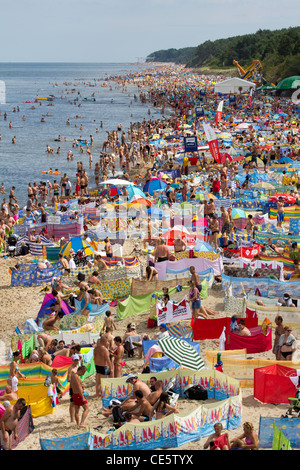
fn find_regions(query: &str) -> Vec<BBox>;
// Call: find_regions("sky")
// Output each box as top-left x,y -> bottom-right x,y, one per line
0,0 -> 299,62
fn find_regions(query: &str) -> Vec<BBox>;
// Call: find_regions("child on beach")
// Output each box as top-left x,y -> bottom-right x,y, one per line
51,369 -> 63,400
103,310 -> 116,331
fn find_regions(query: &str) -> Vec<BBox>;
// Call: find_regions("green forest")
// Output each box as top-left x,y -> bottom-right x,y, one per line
146,27 -> 300,83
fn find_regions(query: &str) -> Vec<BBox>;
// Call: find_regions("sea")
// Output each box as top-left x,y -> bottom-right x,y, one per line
0,62 -> 163,207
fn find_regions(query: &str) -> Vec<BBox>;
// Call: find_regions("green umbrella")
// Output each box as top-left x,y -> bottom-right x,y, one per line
158,335 -> 205,371
276,76 -> 300,90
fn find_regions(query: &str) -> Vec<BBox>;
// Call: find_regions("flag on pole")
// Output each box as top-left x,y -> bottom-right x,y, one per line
158,335 -> 205,371
216,100 -> 223,125
203,123 -> 221,164
248,88 -> 254,107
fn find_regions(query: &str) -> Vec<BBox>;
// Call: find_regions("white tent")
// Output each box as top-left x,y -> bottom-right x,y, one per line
214,77 -> 256,94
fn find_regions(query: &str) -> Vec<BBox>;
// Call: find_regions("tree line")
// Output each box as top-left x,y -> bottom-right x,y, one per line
146,27 -> 300,82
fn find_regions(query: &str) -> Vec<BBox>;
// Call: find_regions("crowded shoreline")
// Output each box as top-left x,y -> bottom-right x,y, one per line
0,63 -> 300,451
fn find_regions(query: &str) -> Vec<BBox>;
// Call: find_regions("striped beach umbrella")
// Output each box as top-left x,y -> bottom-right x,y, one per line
158,336 -> 205,371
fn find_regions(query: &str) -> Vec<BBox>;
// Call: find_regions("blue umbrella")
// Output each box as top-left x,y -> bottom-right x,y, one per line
143,178 -> 167,196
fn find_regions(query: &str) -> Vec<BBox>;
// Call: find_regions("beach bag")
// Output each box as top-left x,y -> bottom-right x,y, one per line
184,385 -> 208,401
147,318 -> 157,329
112,406 -> 124,423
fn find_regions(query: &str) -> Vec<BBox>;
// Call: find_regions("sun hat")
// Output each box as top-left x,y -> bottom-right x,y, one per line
126,374 -> 138,383
159,323 -> 168,330
72,354 -> 80,361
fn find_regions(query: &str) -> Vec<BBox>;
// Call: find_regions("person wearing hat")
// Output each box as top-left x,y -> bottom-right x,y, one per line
100,374 -> 151,417
155,323 -> 169,340
277,293 -> 296,308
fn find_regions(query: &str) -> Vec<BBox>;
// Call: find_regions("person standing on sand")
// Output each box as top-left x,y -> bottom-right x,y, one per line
69,366 -> 89,427
0,398 -> 26,450
93,336 -> 112,398
67,354 -> 80,423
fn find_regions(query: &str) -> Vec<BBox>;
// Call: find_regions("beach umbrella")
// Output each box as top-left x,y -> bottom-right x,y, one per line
128,198 -> 152,208
99,186 -> 123,198
158,336 -> 205,371
98,178 -> 133,186
269,193 -> 296,204
127,185 -> 146,201
194,240 -> 216,252
231,208 -> 247,219
276,76 -> 300,91
60,237 -> 96,257
143,178 -> 167,196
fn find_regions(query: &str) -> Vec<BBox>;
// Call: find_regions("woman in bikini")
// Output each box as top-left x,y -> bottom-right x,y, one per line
112,336 -> 125,378
152,392 -> 178,420
8,351 -> 26,392
230,422 -> 259,450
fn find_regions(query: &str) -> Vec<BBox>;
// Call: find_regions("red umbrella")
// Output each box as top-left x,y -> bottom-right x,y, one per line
269,193 -> 296,204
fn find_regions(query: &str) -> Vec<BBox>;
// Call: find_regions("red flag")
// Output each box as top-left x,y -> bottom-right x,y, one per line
215,100 -> 223,125
203,123 -> 221,164
248,88 -> 253,107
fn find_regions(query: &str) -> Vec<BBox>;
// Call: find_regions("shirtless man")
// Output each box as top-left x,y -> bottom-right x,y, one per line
220,206 -> 231,236
238,319 -> 251,337
100,374 -> 151,417
154,238 -> 170,262
93,336 -> 112,398
59,253 -> 70,274
206,198 -> 215,217
0,398 -> 26,450
0,385 -> 18,403
69,366 -> 89,427
277,197 -> 285,228
174,235 -> 187,253
189,266 -> 202,294
130,390 -> 153,422
52,180 -> 60,200
67,354 -> 80,423
104,237 -> 113,258
146,380 -> 163,406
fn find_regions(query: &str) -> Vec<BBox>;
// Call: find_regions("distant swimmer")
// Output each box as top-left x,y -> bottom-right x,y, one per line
9,121 -> 12,128
12,136 -> 16,144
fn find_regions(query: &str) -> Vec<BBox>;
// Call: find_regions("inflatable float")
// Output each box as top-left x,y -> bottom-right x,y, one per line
42,170 -> 61,175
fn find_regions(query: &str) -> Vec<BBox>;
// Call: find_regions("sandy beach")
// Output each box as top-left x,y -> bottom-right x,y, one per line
0,238 -> 295,452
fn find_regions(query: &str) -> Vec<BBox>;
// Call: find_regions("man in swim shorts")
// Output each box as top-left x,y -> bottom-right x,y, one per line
69,366 -> 89,427
93,336 -> 112,398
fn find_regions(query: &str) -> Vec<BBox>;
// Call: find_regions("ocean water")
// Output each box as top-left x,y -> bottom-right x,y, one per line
0,62 -> 161,206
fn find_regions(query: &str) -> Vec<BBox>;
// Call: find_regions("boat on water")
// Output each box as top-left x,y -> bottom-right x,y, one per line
36,95 -> 55,101
83,97 -> 96,102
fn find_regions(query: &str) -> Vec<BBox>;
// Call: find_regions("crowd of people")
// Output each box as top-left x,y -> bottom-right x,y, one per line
1,64 -> 300,450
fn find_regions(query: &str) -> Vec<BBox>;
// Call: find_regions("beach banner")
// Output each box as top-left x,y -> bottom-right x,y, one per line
259,417 -> 300,449
90,392 -> 241,451
215,100 -> 223,125
100,368 -> 240,408
248,87 -> 253,107
222,272 -> 300,298
205,352 -> 300,382
156,297 -> 191,325
245,301 -> 300,327
203,123 -> 221,164
154,257 -> 223,281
